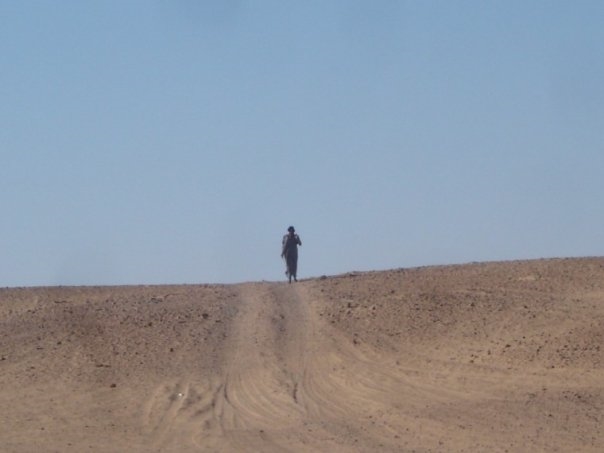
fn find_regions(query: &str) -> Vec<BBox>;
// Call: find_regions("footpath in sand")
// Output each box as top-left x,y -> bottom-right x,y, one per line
1,257 -> 603,452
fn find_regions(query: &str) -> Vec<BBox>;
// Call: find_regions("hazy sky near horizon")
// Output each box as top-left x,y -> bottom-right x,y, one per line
1,1 -> 603,286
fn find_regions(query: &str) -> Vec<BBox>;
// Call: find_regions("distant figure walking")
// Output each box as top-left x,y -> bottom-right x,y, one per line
281,226 -> 302,283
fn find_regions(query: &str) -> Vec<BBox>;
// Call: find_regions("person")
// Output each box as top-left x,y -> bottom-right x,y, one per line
281,226 -> 302,283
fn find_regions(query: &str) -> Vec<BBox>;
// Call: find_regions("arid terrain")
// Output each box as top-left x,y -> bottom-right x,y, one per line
1,257 -> 602,452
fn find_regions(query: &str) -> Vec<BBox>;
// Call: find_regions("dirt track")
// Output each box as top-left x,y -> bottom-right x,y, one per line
1,258 -> 603,452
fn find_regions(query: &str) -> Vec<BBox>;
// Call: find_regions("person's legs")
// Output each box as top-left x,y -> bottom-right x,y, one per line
288,255 -> 298,282
286,255 -> 296,283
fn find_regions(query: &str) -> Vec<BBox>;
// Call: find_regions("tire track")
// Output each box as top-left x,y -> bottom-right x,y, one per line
142,282 -> 476,452
210,283 -> 307,451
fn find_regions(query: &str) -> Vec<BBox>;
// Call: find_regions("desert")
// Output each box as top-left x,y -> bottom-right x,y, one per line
1,257 -> 602,452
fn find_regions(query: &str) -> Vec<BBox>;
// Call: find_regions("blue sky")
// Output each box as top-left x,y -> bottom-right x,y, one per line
1,1 -> 603,286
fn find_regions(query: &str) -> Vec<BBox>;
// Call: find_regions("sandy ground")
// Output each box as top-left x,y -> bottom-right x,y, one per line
1,257 -> 602,452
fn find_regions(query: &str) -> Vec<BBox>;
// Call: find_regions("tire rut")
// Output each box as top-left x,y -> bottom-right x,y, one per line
141,282 -> 471,452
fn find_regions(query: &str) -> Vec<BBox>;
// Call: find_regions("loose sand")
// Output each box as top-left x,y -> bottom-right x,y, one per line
1,258 -> 602,452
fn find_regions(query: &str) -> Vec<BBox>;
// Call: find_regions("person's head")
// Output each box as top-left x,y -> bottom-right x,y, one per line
288,226 -> 295,234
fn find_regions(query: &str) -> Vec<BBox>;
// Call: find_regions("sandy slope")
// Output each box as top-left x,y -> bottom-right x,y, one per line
1,258 -> 602,452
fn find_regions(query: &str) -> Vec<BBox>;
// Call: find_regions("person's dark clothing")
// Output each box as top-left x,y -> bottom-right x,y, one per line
282,232 -> 302,283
